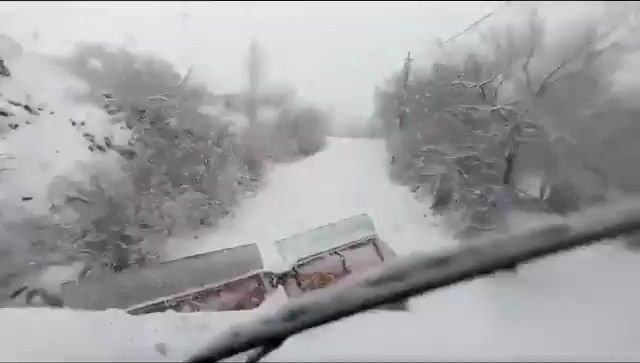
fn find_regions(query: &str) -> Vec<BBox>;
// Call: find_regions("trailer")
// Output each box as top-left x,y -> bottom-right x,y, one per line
59,243 -> 271,313
271,214 -> 407,310
20,214 -> 406,313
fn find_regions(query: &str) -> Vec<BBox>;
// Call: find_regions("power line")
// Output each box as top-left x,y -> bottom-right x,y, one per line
443,1 -> 512,46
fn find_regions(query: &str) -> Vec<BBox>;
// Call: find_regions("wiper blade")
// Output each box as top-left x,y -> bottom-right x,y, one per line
188,199 -> 640,363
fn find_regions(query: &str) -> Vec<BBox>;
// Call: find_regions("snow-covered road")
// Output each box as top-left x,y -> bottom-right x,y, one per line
3,137 -> 640,362
163,137 -> 452,267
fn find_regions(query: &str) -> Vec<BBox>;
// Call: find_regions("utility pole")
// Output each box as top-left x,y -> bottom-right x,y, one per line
247,39 -> 261,126
402,51 -> 413,91
389,51 -> 414,168
398,51 -> 413,130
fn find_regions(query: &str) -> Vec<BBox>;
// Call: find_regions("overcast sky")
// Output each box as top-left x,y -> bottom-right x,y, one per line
1,1 -> 497,124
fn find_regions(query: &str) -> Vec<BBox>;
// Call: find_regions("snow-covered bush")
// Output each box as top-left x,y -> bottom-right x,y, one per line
54,44 -> 262,269
293,107 -> 329,156
240,105 -> 329,163
0,42 -> 269,300
374,2 -> 640,239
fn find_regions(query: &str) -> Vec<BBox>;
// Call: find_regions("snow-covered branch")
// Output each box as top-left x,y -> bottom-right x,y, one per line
534,27 -> 619,98
522,45 -> 535,95
189,199 -> 640,363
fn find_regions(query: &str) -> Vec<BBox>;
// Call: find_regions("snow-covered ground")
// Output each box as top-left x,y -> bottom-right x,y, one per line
163,137 -> 453,269
3,137 -> 640,361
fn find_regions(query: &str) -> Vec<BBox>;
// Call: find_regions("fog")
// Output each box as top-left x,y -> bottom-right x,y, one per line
5,2 -> 640,360
1,1 -> 497,128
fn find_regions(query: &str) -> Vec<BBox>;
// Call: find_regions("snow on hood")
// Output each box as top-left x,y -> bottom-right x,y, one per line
4,241 -> 640,363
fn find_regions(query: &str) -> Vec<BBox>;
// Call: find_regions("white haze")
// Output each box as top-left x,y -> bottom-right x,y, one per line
0,1 -> 498,131
2,1 -> 639,256
4,2 -> 640,360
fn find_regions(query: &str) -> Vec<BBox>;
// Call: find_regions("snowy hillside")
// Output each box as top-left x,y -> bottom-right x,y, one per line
0,50 -> 125,216
3,137 -> 640,361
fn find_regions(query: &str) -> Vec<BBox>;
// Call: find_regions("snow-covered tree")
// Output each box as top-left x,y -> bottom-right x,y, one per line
374,2 -> 640,239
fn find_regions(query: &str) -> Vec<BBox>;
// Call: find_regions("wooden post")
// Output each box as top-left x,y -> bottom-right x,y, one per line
398,51 -> 413,130
247,40 -> 261,125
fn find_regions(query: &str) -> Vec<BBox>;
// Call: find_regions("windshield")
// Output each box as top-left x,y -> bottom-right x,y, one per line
2,1 -> 640,362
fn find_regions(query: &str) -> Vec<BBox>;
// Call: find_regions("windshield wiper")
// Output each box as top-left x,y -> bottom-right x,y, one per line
188,199 -> 640,362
